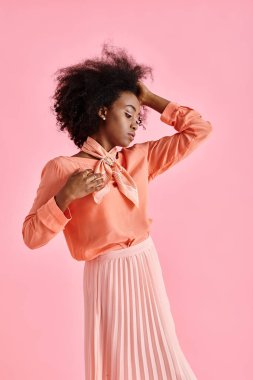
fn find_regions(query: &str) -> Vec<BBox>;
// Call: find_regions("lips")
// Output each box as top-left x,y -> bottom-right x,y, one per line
128,132 -> 135,139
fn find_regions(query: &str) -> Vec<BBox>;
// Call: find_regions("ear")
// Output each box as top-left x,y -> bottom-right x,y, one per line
98,106 -> 108,119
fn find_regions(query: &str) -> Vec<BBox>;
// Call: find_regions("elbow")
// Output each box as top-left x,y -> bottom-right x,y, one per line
23,242 -> 40,250
22,223 -> 46,250
22,235 -> 47,250
22,230 -> 40,250
206,121 -> 213,135
198,121 -> 213,140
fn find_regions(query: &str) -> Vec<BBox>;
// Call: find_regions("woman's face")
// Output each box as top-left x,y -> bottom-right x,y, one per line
98,91 -> 142,149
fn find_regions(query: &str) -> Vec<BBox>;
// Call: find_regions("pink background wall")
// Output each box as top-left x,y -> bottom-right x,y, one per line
1,0 -> 252,379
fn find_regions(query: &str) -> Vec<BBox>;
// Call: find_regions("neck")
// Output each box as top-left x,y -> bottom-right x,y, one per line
89,134 -> 116,152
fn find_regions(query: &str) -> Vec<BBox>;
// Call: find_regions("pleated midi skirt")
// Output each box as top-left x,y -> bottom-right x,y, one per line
83,234 -> 198,380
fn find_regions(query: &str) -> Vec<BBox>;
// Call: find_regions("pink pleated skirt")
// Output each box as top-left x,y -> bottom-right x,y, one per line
83,234 -> 198,380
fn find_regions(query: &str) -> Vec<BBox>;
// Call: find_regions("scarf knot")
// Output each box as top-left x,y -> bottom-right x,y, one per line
80,136 -> 139,207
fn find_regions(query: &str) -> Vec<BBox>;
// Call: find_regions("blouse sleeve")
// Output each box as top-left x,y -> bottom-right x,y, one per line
22,158 -> 72,249
141,101 -> 213,181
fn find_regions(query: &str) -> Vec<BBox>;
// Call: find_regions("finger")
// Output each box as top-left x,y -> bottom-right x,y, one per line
86,172 -> 103,182
82,169 -> 94,178
84,173 -> 95,183
87,176 -> 103,184
92,177 -> 104,186
93,182 -> 105,191
88,178 -> 103,187
90,174 -> 104,183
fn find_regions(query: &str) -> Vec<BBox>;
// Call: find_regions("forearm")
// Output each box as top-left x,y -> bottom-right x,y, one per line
145,101 -> 213,181
144,92 -> 171,114
22,159 -> 74,250
22,191 -> 72,250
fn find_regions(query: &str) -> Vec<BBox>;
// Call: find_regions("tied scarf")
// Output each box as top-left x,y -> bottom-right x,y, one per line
80,136 -> 139,208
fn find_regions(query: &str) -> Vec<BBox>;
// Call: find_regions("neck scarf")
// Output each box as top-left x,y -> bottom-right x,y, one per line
80,136 -> 139,208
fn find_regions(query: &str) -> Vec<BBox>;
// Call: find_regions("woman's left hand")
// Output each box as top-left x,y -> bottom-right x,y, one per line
136,81 -> 152,106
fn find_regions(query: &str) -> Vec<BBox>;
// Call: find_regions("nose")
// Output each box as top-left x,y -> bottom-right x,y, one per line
131,120 -> 139,130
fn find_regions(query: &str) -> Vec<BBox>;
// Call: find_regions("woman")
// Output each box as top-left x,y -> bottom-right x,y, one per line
22,42 -> 212,379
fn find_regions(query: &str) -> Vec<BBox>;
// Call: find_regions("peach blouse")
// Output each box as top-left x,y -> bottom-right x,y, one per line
22,101 -> 212,261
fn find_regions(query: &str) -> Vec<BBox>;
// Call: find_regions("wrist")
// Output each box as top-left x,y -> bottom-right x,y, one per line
55,188 -> 74,212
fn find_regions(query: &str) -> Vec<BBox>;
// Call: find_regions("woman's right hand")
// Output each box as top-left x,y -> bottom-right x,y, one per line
63,168 -> 106,201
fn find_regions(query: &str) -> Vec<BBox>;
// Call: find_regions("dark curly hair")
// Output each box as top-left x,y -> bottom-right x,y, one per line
50,41 -> 154,149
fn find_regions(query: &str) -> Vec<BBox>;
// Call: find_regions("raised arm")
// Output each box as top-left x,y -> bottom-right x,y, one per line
22,159 -> 72,249
137,89 -> 213,181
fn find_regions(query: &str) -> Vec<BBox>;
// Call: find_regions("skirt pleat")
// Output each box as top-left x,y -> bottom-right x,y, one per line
83,234 -> 198,380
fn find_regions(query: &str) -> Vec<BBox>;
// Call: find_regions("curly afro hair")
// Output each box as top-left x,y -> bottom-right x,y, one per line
50,41 -> 154,149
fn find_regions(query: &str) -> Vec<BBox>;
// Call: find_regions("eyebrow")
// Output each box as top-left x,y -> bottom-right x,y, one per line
125,104 -> 140,115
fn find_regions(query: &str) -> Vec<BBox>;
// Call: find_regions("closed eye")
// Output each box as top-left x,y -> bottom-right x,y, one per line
125,112 -> 132,119
125,112 -> 142,126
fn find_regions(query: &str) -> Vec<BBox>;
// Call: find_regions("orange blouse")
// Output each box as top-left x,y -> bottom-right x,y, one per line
22,101 -> 212,261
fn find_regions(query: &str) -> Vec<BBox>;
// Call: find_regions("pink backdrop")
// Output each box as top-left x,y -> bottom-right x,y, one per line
1,0 -> 252,379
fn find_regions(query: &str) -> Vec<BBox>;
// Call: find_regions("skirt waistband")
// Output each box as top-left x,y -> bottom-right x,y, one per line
96,234 -> 154,262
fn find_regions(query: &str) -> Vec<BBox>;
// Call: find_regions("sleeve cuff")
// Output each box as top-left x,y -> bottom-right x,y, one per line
37,196 -> 72,232
160,101 -> 181,125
